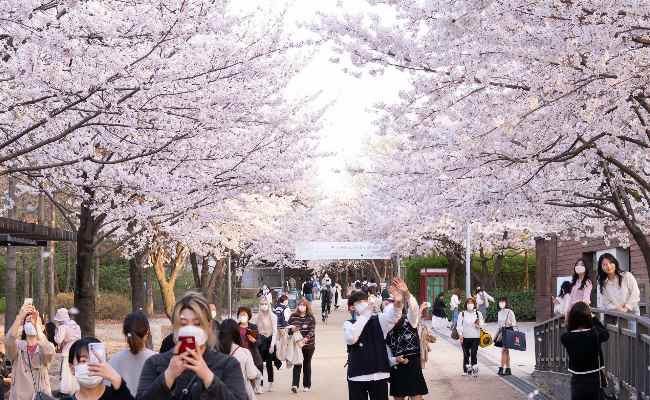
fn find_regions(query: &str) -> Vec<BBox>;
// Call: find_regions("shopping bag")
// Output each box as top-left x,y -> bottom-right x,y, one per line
503,329 -> 526,351
494,328 -> 503,348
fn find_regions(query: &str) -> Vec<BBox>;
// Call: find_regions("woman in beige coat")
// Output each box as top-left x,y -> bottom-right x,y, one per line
4,304 -> 56,400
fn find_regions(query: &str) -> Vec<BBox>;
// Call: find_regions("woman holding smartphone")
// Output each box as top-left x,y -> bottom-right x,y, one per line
138,292 -> 247,400
4,303 -> 56,400
63,337 -> 132,400
288,298 -> 316,393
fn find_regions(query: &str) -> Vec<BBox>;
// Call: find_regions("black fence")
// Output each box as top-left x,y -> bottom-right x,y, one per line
535,307 -> 650,399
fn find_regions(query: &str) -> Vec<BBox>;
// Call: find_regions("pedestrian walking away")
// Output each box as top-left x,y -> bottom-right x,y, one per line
253,296 -> 278,392
344,278 -> 405,400
432,293 -> 448,331
494,297 -> 517,376
386,283 -> 428,400
475,286 -> 494,318
137,292 -> 247,400
288,298 -> 316,393
219,319 -> 262,400
449,289 -> 461,327
108,311 -> 157,398
561,301 -> 610,400
457,297 -> 485,377
53,307 -> 82,396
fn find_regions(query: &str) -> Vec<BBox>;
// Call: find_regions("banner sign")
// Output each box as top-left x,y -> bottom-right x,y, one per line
294,241 -> 392,260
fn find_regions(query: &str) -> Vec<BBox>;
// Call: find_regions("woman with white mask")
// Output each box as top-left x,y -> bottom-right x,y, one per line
138,292 -> 247,400
252,298 -> 278,392
494,297 -> 517,376
569,259 -> 593,309
63,337 -> 132,400
457,298 -> 485,376
4,304 -> 55,400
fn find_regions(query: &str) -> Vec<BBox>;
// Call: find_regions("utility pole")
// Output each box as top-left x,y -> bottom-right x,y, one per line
465,223 -> 472,298
227,252 -> 232,318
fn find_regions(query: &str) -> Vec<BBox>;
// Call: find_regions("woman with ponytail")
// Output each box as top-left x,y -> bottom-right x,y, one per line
109,311 -> 156,397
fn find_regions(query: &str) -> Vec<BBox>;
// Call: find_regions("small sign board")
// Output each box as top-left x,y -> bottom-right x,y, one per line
295,241 -> 392,260
288,289 -> 298,309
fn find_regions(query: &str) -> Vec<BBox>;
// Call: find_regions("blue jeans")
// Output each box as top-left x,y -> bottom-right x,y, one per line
305,293 -> 313,302
452,309 -> 459,325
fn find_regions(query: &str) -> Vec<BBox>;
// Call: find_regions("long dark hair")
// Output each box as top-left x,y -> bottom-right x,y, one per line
570,259 -> 591,290
559,281 -> 573,298
566,302 -> 593,332
218,319 -> 242,355
123,311 -> 150,355
597,253 -> 623,291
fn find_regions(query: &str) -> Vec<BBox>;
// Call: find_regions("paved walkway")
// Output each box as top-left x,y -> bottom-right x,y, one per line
260,303 -> 533,400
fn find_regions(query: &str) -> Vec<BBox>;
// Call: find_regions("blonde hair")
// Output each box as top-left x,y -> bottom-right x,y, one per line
172,291 -> 216,348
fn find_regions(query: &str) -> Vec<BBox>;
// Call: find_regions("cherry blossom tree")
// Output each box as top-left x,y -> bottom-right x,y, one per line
318,1 -> 650,275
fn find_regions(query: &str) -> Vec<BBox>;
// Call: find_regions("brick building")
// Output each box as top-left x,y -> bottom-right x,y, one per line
535,235 -> 649,322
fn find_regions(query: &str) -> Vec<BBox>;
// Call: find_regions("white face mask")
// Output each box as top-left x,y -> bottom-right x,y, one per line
238,315 -> 249,324
260,304 -> 269,312
354,302 -> 369,316
23,322 -> 37,337
176,325 -> 208,347
297,305 -> 306,313
575,265 -> 586,274
499,302 -> 506,309
75,363 -> 103,388
467,304 -> 475,311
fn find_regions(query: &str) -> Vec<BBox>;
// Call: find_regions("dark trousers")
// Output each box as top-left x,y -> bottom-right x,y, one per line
260,335 -> 281,383
462,338 -> 480,370
571,373 -> 600,400
347,378 -> 389,400
292,346 -> 315,388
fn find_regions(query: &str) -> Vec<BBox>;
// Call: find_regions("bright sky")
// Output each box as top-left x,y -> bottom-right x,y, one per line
282,1 -> 409,198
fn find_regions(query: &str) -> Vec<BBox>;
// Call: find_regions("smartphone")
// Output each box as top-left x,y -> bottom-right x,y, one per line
88,342 -> 106,364
178,336 -> 196,354
23,298 -> 33,306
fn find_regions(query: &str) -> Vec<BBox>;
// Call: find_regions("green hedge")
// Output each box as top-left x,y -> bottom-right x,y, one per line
443,289 -> 535,322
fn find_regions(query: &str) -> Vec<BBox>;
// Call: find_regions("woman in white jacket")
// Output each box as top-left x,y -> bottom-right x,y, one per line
457,298 -> 485,376
219,319 -> 261,400
53,308 -> 81,396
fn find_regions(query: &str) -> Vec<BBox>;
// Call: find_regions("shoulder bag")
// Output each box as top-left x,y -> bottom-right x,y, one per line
25,348 -> 56,400
450,312 -> 460,340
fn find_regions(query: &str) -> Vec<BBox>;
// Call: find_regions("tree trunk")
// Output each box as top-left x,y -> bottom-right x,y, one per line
4,178 -> 17,334
130,250 -> 149,313
204,258 -> 226,304
493,253 -> 504,291
190,252 -> 201,288
94,253 -> 100,294
75,201 -> 103,337
64,242 -> 71,292
48,202 -> 57,320
145,266 -> 154,316
23,255 -> 31,298
151,243 -> 189,320
36,194 -> 46,312
524,249 -> 529,290
200,256 -> 210,296
478,246 -> 489,290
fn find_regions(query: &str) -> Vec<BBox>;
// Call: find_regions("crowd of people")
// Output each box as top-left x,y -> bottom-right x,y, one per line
0,251 -> 640,400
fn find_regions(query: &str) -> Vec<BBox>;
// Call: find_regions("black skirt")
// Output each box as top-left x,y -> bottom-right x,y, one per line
389,354 -> 428,396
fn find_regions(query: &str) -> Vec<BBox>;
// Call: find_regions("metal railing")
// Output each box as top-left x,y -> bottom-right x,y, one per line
535,307 -> 650,399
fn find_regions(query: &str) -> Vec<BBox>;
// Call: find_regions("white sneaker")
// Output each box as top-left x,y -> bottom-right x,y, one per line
291,386 -> 298,394
472,365 -> 479,377
267,383 -> 273,392
303,387 -> 311,392
254,382 -> 264,394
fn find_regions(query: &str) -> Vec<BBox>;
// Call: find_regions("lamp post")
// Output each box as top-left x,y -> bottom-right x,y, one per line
465,223 -> 472,298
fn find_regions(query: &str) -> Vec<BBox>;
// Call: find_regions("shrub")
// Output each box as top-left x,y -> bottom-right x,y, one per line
443,289 -> 535,322
55,292 -> 131,321
0,296 -> 5,314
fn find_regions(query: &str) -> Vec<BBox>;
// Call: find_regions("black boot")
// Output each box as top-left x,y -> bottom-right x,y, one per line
497,367 -> 504,375
504,368 -> 512,376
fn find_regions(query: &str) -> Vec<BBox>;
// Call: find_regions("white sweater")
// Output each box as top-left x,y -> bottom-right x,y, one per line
497,308 -> 517,329
598,271 -> 641,314
456,309 -> 485,339
450,294 -> 460,310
